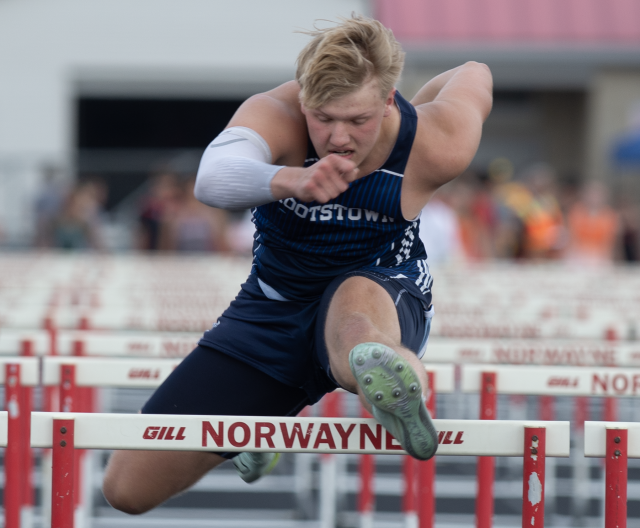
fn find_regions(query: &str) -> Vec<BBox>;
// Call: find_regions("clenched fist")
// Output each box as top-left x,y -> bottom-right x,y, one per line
272,154 -> 360,204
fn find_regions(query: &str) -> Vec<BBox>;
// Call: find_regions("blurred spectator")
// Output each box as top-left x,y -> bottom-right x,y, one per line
419,184 -> 463,265
565,181 -> 619,265
493,162 -> 564,259
34,164 -> 67,248
489,158 -> 526,258
225,210 -> 256,256
160,177 -> 229,252
137,173 -> 180,250
52,179 -> 107,250
619,195 -> 640,262
521,164 -> 565,258
472,172 -> 498,246
449,177 -> 493,260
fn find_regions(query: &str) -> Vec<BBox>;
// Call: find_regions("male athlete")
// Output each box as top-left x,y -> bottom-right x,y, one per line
103,15 -> 492,514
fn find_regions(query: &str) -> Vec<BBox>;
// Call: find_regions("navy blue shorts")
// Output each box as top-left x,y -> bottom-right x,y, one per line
202,267 -> 432,402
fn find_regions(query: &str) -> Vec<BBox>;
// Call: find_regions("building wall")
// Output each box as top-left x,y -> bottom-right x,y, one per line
586,70 -> 640,181
401,71 -> 586,177
0,0 -> 367,243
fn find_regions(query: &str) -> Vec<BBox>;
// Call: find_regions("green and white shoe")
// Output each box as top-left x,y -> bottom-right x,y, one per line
349,342 -> 438,461
233,452 -> 281,484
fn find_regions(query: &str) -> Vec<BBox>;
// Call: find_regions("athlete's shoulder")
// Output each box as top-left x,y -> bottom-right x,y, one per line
227,81 -> 308,166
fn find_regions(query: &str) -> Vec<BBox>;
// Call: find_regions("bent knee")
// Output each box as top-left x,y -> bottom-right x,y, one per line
102,456 -> 162,515
102,477 -> 156,515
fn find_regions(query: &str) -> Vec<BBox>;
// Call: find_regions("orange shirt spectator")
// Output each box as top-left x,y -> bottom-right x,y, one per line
565,182 -> 619,264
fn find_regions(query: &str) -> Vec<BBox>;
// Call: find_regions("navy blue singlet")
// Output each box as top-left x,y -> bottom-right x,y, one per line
251,91 -> 429,301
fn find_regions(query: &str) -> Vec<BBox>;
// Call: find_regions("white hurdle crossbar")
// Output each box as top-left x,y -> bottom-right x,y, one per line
461,364 -> 640,397
42,356 -> 181,388
425,337 -> 640,367
0,411 -> 8,445
31,412 -> 569,528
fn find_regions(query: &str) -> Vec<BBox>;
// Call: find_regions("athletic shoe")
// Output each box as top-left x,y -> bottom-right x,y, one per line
233,452 -> 281,484
349,342 -> 438,460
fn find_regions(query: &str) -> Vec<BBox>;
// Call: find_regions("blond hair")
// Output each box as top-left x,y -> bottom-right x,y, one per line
295,15 -> 405,109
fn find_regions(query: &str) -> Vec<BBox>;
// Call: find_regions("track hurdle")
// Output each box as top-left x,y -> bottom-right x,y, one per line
41,356 -> 181,527
1,358 -> 39,528
31,413 -> 569,528
584,421 -> 638,528
461,364 -> 640,528
355,364 -> 455,528
404,365 -> 455,528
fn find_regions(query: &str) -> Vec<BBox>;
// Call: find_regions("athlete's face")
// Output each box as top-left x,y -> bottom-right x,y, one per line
302,78 -> 395,167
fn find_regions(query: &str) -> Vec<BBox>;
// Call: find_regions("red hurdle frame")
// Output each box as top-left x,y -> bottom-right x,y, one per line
4,348 -> 37,528
52,419 -> 75,528
5,364 -> 23,528
477,371 -> 497,528
357,369 -> 440,528
418,370 -> 437,528
43,414 -> 554,528
605,428 -> 627,528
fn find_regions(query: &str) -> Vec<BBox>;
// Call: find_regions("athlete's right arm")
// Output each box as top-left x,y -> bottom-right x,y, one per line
195,81 -> 358,210
411,62 -> 493,190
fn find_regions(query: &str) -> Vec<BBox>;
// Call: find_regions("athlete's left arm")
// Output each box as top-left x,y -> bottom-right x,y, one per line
410,62 -> 493,192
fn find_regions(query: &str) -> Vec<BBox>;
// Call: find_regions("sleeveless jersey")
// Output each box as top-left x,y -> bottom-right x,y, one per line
251,92 -> 429,301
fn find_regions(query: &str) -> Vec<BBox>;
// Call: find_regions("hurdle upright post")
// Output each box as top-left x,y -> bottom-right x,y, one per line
476,372 -> 496,528
418,370 -> 436,528
71,340 -> 92,523
522,427 -> 546,528
52,419 -> 75,528
5,364 -> 23,528
604,399 -> 618,422
604,328 -> 619,423
59,364 -> 85,518
538,395 -> 556,521
402,456 -> 417,528
605,428 -> 627,528
358,406 -> 375,528
60,364 -> 76,413
319,391 -> 341,528
21,340 -> 35,522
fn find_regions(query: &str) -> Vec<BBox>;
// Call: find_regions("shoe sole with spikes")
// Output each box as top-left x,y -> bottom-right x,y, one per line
349,342 -> 438,460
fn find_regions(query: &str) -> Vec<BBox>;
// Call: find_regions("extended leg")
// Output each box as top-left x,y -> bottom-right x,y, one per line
324,276 -> 437,460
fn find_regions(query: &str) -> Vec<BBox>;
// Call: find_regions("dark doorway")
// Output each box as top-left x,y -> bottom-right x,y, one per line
76,98 -> 244,210
78,98 -> 243,149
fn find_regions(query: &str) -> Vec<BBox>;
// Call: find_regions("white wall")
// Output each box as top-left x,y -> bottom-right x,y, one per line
0,0 -> 368,243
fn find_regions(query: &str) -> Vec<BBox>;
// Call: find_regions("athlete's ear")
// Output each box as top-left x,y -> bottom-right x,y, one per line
383,88 -> 396,117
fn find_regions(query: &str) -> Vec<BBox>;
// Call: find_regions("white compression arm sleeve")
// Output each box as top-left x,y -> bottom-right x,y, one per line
194,126 -> 285,210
